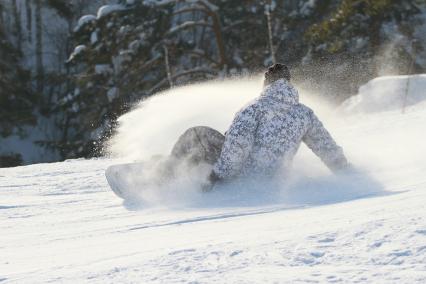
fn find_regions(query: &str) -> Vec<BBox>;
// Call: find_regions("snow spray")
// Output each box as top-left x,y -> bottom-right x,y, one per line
107,76 -> 336,161
105,75 -> 402,208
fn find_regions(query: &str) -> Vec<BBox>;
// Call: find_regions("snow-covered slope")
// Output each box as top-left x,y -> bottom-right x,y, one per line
1,76 -> 426,283
340,74 -> 426,113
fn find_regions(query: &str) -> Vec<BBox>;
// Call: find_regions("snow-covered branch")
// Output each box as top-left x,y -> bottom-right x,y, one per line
148,67 -> 217,93
167,21 -> 212,35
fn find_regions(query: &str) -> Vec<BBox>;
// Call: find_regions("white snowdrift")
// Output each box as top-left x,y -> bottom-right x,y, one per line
341,74 -> 426,114
1,76 -> 426,283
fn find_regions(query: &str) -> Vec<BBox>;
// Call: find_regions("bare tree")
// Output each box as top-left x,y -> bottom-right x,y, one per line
402,39 -> 419,114
163,45 -> 174,88
172,0 -> 227,68
265,0 -> 276,64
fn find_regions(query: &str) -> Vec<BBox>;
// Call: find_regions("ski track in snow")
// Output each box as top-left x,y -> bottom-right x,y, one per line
1,88 -> 426,283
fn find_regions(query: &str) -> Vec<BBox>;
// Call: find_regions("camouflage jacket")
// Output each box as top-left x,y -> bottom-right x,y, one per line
213,79 -> 348,180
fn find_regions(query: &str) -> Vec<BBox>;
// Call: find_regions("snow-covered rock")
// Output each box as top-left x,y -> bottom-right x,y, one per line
340,74 -> 426,114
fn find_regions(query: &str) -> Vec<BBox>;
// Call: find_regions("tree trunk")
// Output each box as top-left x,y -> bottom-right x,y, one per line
12,0 -> 22,52
26,0 -> 32,42
0,4 -> 4,27
35,0 -> 44,93
163,45 -> 174,88
210,11 -> 226,68
266,9 -> 276,64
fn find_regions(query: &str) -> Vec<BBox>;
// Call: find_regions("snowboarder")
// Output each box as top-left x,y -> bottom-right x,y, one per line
106,63 -> 350,199
201,63 -> 349,190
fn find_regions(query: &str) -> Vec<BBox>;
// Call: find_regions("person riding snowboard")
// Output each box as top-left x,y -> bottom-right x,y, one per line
201,63 -> 349,190
106,63 -> 350,200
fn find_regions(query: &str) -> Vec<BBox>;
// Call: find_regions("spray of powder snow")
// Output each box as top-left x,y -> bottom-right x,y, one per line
106,75 -> 426,208
108,76 -> 334,160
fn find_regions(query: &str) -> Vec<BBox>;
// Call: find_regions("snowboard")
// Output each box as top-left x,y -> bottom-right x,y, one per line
105,162 -> 146,200
105,126 -> 225,200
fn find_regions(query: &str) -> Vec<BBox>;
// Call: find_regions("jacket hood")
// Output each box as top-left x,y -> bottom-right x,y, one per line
261,79 -> 299,105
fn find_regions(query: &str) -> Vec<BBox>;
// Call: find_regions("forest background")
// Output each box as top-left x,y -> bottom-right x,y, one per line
0,0 -> 424,167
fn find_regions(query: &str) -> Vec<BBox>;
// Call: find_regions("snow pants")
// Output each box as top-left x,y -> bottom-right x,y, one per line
170,126 -> 225,166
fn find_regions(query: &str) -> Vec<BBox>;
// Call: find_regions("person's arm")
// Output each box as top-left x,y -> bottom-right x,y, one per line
212,105 -> 259,180
303,110 -> 349,173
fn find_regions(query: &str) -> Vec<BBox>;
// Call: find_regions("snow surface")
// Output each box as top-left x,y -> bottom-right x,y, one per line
1,76 -> 426,283
340,74 -> 426,114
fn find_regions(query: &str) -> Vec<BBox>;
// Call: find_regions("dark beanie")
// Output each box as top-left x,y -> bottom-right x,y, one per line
264,63 -> 291,85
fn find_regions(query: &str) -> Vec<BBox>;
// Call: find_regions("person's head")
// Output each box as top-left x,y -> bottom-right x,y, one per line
264,63 -> 291,86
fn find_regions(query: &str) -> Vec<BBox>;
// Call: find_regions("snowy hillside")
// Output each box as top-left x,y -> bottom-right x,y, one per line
1,76 -> 426,283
